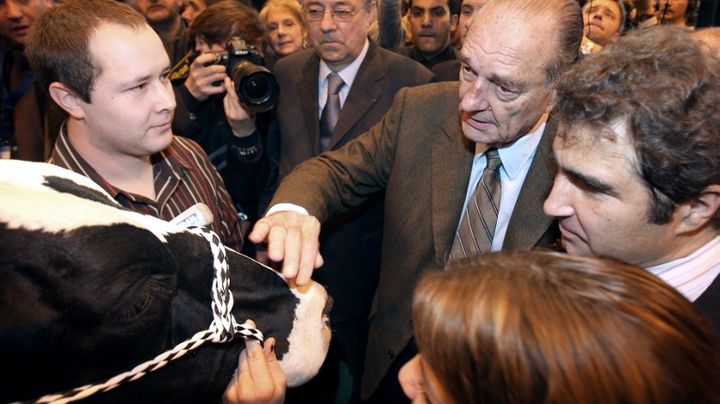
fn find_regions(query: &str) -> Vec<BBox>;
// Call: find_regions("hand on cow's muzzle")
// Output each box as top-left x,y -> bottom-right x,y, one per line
248,211 -> 324,285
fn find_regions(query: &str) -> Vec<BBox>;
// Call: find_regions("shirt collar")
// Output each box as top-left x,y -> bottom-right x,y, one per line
319,38 -> 370,89
473,114 -> 547,180
50,121 -> 190,200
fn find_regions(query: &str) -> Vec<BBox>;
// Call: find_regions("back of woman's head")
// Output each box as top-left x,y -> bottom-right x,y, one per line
413,251 -> 720,403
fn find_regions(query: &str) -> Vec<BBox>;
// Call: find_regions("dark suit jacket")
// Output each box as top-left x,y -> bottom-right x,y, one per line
270,81 -> 559,398
696,274 -> 720,331
270,42 -> 435,322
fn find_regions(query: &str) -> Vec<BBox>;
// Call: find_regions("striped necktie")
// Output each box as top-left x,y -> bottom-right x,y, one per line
450,148 -> 503,261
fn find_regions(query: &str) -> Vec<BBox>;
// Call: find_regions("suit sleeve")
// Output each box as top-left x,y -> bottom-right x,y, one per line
269,86 -> 413,222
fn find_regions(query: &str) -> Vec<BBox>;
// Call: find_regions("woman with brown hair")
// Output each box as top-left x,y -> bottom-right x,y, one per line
400,251 -> 720,403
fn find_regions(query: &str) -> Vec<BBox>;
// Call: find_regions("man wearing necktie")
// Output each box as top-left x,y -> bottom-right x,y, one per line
250,0 -> 576,401
232,0 -> 433,400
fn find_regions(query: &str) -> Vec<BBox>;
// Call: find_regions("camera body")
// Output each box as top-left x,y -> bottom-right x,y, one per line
214,37 -> 279,113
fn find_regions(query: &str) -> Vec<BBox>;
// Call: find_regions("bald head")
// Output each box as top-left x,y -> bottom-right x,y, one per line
471,0 -> 582,83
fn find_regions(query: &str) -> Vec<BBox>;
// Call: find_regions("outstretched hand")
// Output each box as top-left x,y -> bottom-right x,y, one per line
248,211 -> 324,286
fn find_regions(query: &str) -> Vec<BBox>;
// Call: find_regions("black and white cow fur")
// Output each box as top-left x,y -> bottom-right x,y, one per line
0,160 -> 331,403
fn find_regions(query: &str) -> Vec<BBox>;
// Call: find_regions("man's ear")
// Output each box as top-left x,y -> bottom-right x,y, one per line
676,184 -> 720,234
48,82 -> 87,120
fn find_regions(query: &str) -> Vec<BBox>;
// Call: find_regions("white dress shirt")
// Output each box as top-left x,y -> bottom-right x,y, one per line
459,118 -> 547,251
317,39 -> 370,117
648,235 -> 720,301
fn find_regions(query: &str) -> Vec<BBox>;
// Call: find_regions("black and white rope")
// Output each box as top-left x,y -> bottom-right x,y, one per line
22,227 -> 264,404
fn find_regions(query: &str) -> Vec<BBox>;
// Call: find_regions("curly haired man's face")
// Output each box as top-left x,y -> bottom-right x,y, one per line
543,121 -> 683,267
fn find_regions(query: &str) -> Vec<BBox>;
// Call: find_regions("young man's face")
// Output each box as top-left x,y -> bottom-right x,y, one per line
543,121 -> 684,267
408,0 -> 457,55
458,7 -> 555,147
77,23 -> 176,159
456,0 -> 487,44
657,0 -> 689,25
583,0 -> 622,46
0,0 -> 53,45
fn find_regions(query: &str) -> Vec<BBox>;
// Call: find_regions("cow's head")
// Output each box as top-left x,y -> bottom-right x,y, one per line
0,160 -> 331,403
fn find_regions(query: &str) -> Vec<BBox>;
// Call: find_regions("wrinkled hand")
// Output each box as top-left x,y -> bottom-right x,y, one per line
185,53 -> 227,101
248,211 -> 324,285
223,327 -> 286,404
399,354 -> 428,403
223,77 -> 255,137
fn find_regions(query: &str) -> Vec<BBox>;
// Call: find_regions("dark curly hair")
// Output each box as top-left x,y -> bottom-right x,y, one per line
555,25 -> 720,226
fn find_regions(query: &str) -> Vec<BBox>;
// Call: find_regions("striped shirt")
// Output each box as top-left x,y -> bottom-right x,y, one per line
49,125 -> 244,252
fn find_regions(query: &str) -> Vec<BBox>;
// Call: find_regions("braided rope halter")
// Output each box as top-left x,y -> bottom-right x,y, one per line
22,227 -> 264,404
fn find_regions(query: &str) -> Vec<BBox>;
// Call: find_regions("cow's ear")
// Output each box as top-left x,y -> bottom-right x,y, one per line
48,82 -> 87,120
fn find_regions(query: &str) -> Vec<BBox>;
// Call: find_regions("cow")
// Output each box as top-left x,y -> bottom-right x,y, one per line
0,160 -> 332,403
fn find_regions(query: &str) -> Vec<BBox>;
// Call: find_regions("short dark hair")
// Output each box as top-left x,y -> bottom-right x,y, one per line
188,0 -> 265,48
26,0 -> 146,103
556,25 -> 720,225
415,251 -> 720,403
409,0 -> 460,16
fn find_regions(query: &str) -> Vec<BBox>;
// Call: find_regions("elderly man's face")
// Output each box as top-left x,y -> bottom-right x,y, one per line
583,0 -> 622,46
0,0 -> 53,45
458,7 -> 555,147
305,0 -> 374,71
543,121 -> 684,267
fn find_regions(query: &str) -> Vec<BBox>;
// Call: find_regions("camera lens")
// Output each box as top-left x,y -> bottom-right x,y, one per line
243,75 -> 270,100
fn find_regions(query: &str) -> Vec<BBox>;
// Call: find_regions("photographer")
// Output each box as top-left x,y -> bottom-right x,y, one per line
173,0 -> 273,239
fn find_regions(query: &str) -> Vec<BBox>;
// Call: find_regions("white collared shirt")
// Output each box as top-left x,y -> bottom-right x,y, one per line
317,39 -> 370,118
647,236 -> 720,301
458,118 -> 547,251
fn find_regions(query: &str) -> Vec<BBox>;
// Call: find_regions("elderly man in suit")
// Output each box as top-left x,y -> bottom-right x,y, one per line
249,0 -> 582,401
233,0 -> 433,400
543,26 -> 720,330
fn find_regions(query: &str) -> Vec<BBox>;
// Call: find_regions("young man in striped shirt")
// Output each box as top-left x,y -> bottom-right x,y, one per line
27,0 -> 245,251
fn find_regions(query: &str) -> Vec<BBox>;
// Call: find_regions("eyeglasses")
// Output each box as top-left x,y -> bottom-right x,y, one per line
304,6 -> 359,22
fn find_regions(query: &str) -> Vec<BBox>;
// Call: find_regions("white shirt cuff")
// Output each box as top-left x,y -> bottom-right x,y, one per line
266,203 -> 309,217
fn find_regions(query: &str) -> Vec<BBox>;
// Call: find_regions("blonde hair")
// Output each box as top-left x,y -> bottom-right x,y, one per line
414,251 -> 720,403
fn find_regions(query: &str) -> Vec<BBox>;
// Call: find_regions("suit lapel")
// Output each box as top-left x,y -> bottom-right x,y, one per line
298,55 -> 321,155
502,115 -> 558,249
431,112 -> 474,265
329,44 -> 383,150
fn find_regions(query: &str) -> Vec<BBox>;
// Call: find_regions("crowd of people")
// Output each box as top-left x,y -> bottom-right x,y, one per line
1,0 -> 719,402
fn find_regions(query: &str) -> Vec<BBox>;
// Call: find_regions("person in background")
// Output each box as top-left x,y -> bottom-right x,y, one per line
172,0 -> 269,241
259,0 -> 308,63
579,0 -> 625,54
0,0 -> 63,161
430,0 -> 487,81
181,0 -> 252,26
136,0 -> 190,65
397,0 -> 459,69
656,0 -> 699,27
400,251 -> 720,403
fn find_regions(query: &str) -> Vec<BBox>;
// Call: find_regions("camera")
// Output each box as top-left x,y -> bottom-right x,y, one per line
212,37 -> 279,113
